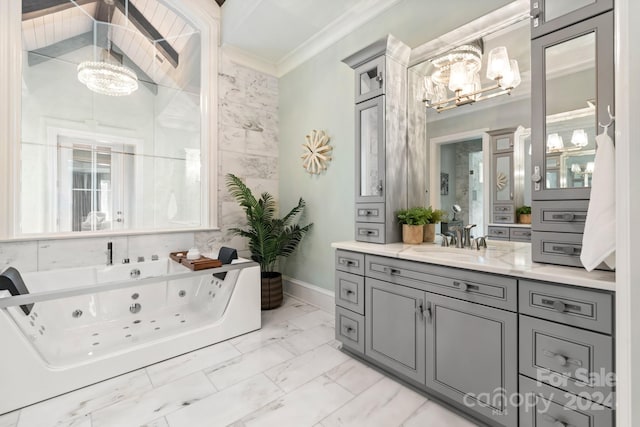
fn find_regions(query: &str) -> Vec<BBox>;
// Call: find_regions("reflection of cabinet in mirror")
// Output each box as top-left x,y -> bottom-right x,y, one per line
530,0 -> 613,38
489,128 -> 520,224
344,36 -> 421,244
531,5 -> 614,268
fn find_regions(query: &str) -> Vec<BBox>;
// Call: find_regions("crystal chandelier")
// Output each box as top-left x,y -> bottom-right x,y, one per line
423,42 -> 521,113
77,0 -> 138,96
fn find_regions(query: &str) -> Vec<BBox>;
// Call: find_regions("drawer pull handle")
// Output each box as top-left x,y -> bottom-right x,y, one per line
543,416 -> 568,427
345,289 -> 354,295
454,281 -> 469,292
551,245 -> 581,256
340,258 -> 357,267
551,213 -> 575,221
384,267 -> 401,275
542,349 -> 583,367
553,300 -> 566,313
541,298 -> 583,313
358,209 -> 377,216
343,325 -> 354,334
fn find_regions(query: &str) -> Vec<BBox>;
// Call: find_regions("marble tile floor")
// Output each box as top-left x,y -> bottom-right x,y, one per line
0,296 -> 478,427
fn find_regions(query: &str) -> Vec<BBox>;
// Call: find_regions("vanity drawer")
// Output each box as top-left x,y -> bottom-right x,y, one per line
335,250 -> 365,275
488,226 -> 510,240
355,203 -> 385,223
531,231 -> 584,268
533,200 -> 588,233
335,306 -> 364,354
519,376 -> 614,427
492,213 -> 515,223
519,315 -> 613,404
519,280 -> 613,334
335,271 -> 364,314
510,227 -> 532,242
365,255 -> 517,311
493,205 -> 514,214
355,222 -> 385,244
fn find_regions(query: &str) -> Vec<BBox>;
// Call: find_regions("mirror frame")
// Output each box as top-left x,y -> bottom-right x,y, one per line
0,0 -> 220,240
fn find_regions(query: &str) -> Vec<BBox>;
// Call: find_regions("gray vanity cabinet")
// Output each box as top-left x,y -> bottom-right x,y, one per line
530,11 -> 614,267
344,35 -> 416,244
425,292 -> 518,427
531,0 -> 613,39
364,278 -> 426,383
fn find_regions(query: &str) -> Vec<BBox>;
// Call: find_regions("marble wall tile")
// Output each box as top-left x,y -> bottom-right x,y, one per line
264,344 -> 349,393
0,241 -> 38,273
205,343 -> 295,390
324,358 -> 384,395
219,125 -> 248,154
145,341 -> 241,387
90,372 -> 215,427
246,129 -> 278,157
241,376 -> 353,427
127,232 -> 194,260
220,151 -> 278,180
319,376 -> 426,427
18,369 -> 152,427
401,401 -> 479,427
37,236 -> 128,271
166,374 -> 283,427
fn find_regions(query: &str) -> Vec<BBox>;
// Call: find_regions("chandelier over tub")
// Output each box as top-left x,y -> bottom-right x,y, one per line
77,0 -> 139,96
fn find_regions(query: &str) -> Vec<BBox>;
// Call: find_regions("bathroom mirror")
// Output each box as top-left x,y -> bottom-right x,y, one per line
17,0 -> 213,236
409,15 -> 532,234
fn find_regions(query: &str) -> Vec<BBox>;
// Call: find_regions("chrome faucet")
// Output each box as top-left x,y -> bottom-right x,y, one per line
453,227 -> 464,248
463,224 -> 477,248
473,236 -> 487,250
106,241 -> 113,266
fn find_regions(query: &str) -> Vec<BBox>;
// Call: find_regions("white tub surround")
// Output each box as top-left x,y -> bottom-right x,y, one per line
331,240 -> 614,291
0,259 -> 260,414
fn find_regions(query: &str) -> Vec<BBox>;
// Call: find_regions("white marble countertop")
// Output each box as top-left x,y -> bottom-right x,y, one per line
331,240 -> 615,291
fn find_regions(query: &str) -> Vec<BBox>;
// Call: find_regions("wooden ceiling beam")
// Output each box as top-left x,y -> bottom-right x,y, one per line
114,0 -> 179,68
22,0 -> 94,21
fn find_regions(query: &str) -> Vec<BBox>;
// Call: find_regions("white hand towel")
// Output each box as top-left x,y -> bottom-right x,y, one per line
580,132 -> 615,271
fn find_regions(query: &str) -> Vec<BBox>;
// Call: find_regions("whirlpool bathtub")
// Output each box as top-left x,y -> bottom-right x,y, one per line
0,257 -> 260,414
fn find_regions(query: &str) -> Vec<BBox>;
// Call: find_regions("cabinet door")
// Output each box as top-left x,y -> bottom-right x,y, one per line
531,0 -> 613,38
425,293 -> 518,427
365,278 -> 425,383
531,12 -> 613,201
493,152 -> 514,206
353,56 -> 385,103
355,96 -> 385,203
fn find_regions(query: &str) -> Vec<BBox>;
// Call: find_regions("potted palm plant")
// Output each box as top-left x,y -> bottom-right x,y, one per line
396,207 -> 428,244
226,174 -> 313,310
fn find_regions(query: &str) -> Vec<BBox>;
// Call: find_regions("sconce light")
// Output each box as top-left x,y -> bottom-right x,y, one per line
546,133 -> 564,152
571,162 -> 595,187
571,129 -> 588,147
423,42 -> 521,113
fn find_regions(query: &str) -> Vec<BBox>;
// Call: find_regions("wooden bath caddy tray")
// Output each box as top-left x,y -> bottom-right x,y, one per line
170,251 -> 222,270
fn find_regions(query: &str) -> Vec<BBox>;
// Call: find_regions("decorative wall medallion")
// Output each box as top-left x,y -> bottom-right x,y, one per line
301,130 -> 332,174
496,172 -> 508,190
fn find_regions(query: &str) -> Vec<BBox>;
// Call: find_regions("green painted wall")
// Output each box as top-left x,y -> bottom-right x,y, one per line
278,0 -> 513,291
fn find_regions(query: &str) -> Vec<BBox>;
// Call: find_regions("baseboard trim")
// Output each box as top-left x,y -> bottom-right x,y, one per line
282,276 -> 334,313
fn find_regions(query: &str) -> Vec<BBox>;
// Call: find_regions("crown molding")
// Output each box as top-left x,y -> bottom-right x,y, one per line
221,44 -> 278,76
276,0 -> 403,77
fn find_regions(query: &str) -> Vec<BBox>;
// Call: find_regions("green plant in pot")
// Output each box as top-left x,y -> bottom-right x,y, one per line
516,205 -> 532,224
396,207 -> 428,244
420,206 -> 448,243
226,174 -> 313,310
